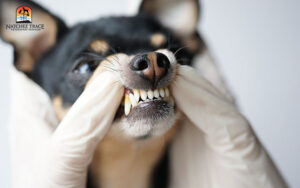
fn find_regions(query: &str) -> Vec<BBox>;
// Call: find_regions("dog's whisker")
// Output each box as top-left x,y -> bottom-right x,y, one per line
167,32 -> 172,50
106,56 -> 121,67
111,57 -> 121,65
174,46 -> 189,56
109,45 -> 118,54
105,59 -> 120,69
103,65 -> 120,73
103,65 -> 118,71
113,54 -> 120,61
176,57 -> 191,65
105,60 -> 115,67
105,61 -> 121,70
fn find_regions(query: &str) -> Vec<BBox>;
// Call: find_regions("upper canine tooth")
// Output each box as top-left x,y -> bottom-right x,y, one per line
154,89 -> 159,98
129,93 -> 137,107
159,88 -> 165,97
124,94 -> 131,116
147,90 -> 154,99
165,88 -> 170,97
140,90 -> 147,101
133,89 -> 140,102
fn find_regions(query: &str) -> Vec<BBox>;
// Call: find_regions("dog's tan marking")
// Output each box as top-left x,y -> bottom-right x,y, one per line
183,35 -> 200,52
52,96 -> 70,121
91,125 -> 178,188
90,40 -> 109,54
150,33 -> 167,47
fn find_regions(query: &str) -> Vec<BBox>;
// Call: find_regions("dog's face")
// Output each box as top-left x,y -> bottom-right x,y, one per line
36,15 -> 189,138
1,0 -> 203,139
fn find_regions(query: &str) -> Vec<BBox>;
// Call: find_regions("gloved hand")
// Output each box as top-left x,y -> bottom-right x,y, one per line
170,65 -> 287,188
9,67 -> 123,188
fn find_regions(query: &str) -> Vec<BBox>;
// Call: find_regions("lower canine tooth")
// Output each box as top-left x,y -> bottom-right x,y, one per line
147,90 -> 154,99
124,94 -> 131,116
141,90 -> 147,100
129,93 -> 137,107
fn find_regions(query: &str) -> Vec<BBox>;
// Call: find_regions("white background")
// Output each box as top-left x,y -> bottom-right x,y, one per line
0,0 -> 299,187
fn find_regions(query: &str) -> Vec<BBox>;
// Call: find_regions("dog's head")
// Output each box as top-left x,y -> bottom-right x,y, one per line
1,0 -> 204,139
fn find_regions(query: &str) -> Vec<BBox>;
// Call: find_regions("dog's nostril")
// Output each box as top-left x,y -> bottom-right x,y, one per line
157,60 -> 164,68
157,53 -> 170,69
131,56 -> 149,71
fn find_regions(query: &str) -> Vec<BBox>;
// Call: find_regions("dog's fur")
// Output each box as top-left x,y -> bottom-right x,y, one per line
1,0 -> 206,187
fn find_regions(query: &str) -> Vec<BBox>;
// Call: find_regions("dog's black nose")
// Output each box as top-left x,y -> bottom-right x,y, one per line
130,52 -> 170,87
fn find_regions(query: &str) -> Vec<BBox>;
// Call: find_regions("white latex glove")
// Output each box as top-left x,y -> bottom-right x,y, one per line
9,67 -> 123,188
170,65 -> 287,188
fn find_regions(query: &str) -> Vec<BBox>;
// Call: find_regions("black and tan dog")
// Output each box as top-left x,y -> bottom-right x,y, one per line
1,0 -> 205,187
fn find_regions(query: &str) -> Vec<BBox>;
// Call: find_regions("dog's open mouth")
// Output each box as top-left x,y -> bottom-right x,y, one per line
116,87 -> 175,120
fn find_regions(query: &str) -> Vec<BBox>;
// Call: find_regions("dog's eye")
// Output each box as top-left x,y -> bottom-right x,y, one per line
73,60 -> 99,74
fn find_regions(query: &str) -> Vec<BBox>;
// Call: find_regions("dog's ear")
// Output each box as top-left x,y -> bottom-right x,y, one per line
139,0 -> 200,36
0,0 -> 68,73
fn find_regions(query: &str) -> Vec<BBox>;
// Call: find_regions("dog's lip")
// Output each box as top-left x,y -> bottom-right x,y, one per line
115,99 -> 174,120
126,100 -> 173,120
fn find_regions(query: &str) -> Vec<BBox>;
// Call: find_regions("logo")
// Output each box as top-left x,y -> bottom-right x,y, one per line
16,6 -> 32,23
5,5 -> 44,31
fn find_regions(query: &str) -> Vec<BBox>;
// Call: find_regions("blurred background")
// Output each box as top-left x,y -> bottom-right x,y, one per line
0,0 -> 299,187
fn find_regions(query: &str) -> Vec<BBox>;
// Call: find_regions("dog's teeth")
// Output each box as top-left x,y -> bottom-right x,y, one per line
165,88 -> 170,97
129,93 -> 137,107
154,89 -> 159,98
123,87 -> 172,116
147,90 -> 154,99
133,89 -> 140,102
124,94 -> 131,116
141,90 -> 147,101
159,88 -> 165,98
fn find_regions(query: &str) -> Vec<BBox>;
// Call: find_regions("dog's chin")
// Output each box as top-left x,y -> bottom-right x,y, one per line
112,100 -> 178,140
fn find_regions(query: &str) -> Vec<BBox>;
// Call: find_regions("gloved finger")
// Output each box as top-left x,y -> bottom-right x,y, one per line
52,54 -> 124,150
10,67 -> 58,136
174,65 -> 226,100
35,61 -> 124,187
53,71 -> 123,145
171,65 -> 248,138
170,65 -> 288,188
